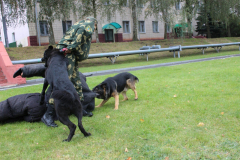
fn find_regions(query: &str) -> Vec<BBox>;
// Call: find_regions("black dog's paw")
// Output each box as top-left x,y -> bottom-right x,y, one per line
62,139 -> 69,142
84,133 -> 91,137
83,112 -> 93,117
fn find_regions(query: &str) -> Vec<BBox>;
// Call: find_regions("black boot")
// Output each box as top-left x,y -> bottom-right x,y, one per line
83,109 -> 93,117
41,104 -> 58,127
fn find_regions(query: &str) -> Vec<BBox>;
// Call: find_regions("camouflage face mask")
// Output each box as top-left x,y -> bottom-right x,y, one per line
84,17 -> 98,34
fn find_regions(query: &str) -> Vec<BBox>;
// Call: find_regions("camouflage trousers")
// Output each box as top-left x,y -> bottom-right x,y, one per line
66,54 -> 84,101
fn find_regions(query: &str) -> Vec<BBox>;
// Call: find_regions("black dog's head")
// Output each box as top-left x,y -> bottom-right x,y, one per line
92,82 -> 110,100
41,45 -> 54,67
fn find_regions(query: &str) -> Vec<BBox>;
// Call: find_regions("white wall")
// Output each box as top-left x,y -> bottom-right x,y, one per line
0,15 -> 30,47
7,23 -> 30,47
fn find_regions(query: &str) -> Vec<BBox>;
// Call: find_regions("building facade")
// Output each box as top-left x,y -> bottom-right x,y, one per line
0,1 -> 197,47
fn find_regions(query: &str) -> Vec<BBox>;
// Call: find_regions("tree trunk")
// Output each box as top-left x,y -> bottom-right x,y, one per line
187,18 -> 192,38
131,0 -> 138,41
206,18 -> 211,38
93,0 -> 99,43
227,24 -> 231,37
48,21 -> 55,45
164,23 -> 167,39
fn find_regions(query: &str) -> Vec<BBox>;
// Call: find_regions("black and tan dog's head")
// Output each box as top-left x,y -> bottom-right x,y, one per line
92,82 -> 110,100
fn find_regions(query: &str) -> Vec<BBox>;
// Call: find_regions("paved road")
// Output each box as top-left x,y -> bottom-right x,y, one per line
1,54 -> 239,91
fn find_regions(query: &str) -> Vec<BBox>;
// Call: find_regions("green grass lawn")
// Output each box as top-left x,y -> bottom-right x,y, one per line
1,56 -> 240,159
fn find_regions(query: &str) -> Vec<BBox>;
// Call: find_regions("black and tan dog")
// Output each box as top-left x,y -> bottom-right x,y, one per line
40,46 -> 91,142
92,72 -> 139,110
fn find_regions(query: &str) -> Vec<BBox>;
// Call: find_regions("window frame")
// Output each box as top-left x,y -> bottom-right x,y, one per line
122,0 -> 129,7
39,21 -> 49,36
103,0 -> 111,5
12,32 -> 15,42
137,0 -> 144,8
175,1 -> 181,10
152,21 -> 159,33
166,24 -> 171,33
138,21 -> 145,33
123,21 -> 130,33
150,0 -> 156,8
62,20 -> 72,35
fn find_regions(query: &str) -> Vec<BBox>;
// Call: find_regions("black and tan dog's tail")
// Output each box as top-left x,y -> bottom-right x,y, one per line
132,75 -> 139,83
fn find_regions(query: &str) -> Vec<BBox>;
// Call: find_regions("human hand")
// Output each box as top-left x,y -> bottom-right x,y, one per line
60,48 -> 71,54
65,48 -> 71,54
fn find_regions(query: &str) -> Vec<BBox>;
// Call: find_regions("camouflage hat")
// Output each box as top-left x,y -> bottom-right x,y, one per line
85,17 -> 98,24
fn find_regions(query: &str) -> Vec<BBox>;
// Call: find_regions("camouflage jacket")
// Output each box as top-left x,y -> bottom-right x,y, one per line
56,17 -> 97,61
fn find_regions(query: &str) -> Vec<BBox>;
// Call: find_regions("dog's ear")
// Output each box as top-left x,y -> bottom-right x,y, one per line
48,45 -> 53,50
101,83 -> 110,100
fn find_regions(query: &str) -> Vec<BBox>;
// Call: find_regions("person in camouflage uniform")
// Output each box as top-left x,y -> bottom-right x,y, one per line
56,17 -> 98,101
41,17 -> 98,127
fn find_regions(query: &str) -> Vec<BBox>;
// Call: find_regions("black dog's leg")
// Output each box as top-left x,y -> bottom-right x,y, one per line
74,104 -> 91,137
56,106 -> 77,142
58,116 -> 76,142
40,79 -> 49,104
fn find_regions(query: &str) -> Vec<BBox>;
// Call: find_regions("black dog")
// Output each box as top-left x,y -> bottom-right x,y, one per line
40,46 -> 91,142
92,72 -> 139,110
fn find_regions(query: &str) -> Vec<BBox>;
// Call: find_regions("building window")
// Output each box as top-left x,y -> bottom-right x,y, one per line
152,21 -> 158,33
62,21 -> 72,35
103,0 -> 110,5
138,21 -> 145,33
137,0 -> 144,8
166,24 -> 171,33
175,1 -> 181,10
122,0 -> 129,7
123,21 -> 130,33
12,32 -> 15,42
39,21 -> 48,36
150,0 -> 156,8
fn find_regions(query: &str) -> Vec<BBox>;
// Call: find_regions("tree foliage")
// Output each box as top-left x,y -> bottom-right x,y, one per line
180,0 -> 199,35
194,0 -> 240,38
0,0 -> 34,27
145,0 -> 175,39
36,0 -> 77,45
78,0 -> 121,42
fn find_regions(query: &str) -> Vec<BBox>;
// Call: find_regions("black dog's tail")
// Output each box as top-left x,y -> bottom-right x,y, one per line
51,90 -> 74,105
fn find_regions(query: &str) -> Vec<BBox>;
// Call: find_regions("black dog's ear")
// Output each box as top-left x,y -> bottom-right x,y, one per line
48,45 -> 53,50
101,83 -> 110,100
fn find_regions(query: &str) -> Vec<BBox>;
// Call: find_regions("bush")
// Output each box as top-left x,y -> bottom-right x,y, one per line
18,43 -> 23,47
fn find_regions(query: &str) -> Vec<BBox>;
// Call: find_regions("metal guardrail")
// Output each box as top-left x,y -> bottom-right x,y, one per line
11,42 -> 240,64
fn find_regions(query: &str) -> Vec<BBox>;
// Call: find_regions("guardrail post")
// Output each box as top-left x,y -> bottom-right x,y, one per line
170,45 -> 181,58
139,46 -> 151,61
213,46 -> 222,53
199,47 -> 207,54
108,55 -> 119,64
